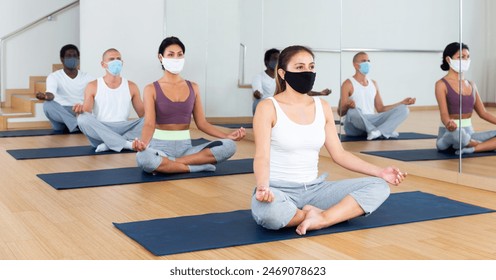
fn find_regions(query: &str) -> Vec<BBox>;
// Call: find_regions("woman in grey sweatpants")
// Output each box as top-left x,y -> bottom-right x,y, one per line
252,45 -> 406,235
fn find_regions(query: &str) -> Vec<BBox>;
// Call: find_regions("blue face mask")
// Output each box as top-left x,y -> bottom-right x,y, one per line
359,61 -> 370,75
63,57 -> 79,69
106,60 -> 123,76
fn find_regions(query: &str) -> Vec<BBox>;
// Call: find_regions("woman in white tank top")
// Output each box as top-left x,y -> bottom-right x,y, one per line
251,46 -> 407,235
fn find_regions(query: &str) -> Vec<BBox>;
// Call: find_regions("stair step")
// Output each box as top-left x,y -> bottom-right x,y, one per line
0,65 -> 59,130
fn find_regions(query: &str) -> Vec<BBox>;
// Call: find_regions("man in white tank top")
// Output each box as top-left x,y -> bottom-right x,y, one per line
338,52 -> 416,140
77,48 -> 144,152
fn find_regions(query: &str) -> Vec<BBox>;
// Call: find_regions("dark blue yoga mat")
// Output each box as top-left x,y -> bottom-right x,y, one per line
339,132 -> 436,142
7,138 -> 209,160
0,129 -> 82,137
362,148 -> 496,161
113,191 -> 494,256
37,158 -> 253,190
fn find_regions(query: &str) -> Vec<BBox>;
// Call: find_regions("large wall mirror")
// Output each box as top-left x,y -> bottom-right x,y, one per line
236,0 -> 464,176
166,0 -> 496,186
340,0 -> 462,175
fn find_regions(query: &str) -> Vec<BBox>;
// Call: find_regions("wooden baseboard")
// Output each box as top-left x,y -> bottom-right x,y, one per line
206,116 -> 253,124
6,120 -> 52,130
408,105 -> 439,111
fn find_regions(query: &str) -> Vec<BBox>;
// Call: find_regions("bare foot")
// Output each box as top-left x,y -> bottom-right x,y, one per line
296,207 -> 326,236
302,205 -> 324,213
157,157 -> 189,173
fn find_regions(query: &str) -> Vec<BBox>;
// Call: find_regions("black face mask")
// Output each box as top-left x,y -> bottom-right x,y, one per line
268,59 -> 277,70
284,71 -> 316,94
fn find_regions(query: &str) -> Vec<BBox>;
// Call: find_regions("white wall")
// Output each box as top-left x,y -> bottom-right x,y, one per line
462,0 -> 492,103
0,0 -> 79,98
2,0 -> 493,116
165,0 -> 254,117
485,1 -> 496,103
163,0 -> 210,115
80,0 -> 165,98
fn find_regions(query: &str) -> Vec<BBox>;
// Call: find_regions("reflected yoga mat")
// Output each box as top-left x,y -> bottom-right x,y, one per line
339,132 -> 436,142
37,158 -> 253,190
362,148 -> 496,161
216,123 -> 252,129
113,191 -> 494,256
216,120 -> 341,129
0,129 -> 80,138
7,138 -> 209,160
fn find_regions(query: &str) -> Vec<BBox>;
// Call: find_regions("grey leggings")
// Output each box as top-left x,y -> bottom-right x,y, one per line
251,174 -> 390,230
436,125 -> 496,151
136,138 -> 236,173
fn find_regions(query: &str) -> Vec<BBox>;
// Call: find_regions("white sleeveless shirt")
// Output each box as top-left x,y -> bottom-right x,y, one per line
268,96 -> 326,183
93,77 -> 131,122
349,77 -> 376,114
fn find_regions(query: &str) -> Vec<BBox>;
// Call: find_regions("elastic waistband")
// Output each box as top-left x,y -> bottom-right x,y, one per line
270,173 -> 329,189
440,118 -> 472,128
152,129 -> 191,140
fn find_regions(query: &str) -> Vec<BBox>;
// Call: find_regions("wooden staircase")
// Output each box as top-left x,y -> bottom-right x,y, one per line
0,64 -> 62,130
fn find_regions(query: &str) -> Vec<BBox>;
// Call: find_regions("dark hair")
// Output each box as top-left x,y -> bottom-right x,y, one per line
441,42 -> 469,71
352,51 -> 367,63
263,48 -> 280,66
275,45 -> 314,95
158,36 -> 185,56
59,44 -> 80,58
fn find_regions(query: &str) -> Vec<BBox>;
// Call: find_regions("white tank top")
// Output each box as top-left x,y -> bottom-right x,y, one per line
349,77 -> 376,114
268,96 -> 326,183
93,77 -> 131,122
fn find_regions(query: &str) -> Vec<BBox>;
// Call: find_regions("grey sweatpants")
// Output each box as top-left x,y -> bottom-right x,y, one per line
136,137 -> 236,173
344,105 -> 409,138
251,174 -> 390,230
43,101 -> 79,132
77,112 -> 144,152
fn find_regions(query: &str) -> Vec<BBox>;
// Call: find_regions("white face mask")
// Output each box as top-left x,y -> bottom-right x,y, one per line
161,57 -> 185,74
449,57 -> 471,73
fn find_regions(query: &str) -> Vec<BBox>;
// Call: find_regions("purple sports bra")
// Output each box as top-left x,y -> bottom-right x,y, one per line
154,80 -> 196,125
441,78 -> 475,115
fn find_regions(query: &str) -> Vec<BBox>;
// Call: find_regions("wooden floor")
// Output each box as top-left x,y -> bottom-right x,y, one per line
1,109 -> 496,260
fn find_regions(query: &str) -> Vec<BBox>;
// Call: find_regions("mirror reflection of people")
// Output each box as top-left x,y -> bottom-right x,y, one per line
77,48 -> 144,152
251,45 -> 406,235
134,36 -> 246,174
36,44 -> 94,132
339,52 -> 415,140
251,48 -> 280,115
435,42 -> 496,155
251,48 -> 331,115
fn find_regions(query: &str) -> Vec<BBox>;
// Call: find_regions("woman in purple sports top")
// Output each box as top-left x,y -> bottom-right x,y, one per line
435,42 -> 496,155
133,36 -> 246,174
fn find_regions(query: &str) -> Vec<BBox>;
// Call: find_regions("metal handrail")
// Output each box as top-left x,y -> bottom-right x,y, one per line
0,0 -> 79,101
238,43 -> 250,88
314,48 -> 443,53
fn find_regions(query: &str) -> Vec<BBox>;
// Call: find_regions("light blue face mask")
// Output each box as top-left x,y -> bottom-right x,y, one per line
359,61 -> 371,75
106,60 -> 123,76
63,57 -> 79,69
